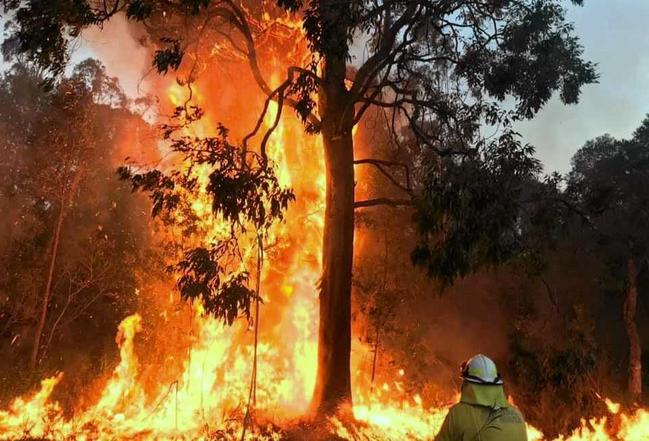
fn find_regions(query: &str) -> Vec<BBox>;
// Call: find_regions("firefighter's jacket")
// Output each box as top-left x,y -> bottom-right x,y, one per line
434,383 -> 528,441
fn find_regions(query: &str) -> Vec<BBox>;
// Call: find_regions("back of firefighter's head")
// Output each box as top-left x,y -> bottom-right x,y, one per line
460,354 -> 503,386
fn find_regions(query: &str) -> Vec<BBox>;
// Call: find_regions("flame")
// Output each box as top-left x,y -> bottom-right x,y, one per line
2,42 -> 649,441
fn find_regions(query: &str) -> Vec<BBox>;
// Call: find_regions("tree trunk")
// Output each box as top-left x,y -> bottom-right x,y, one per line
309,49 -> 355,417
30,201 -> 66,373
623,257 -> 642,402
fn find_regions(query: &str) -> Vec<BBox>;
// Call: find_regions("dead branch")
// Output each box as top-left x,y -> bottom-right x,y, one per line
353,158 -> 412,193
354,198 -> 413,209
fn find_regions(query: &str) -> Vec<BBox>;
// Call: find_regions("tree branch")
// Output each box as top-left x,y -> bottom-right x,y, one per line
349,4 -> 418,101
242,79 -> 290,160
354,198 -> 413,209
353,158 -> 412,193
219,1 -> 321,128
241,63 -> 319,163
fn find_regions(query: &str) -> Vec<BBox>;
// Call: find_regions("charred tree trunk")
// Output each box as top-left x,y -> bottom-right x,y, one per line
30,201 -> 66,373
310,48 -> 355,416
623,257 -> 642,401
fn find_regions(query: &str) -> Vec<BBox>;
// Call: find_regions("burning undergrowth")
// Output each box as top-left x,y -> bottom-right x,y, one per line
1,6 -> 649,440
0,49 -> 452,437
1,69 -> 649,440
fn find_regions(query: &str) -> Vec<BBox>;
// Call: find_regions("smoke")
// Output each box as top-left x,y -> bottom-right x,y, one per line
79,15 -> 153,99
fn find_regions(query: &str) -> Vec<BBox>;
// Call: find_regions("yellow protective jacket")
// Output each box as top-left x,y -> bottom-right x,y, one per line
434,383 -> 527,441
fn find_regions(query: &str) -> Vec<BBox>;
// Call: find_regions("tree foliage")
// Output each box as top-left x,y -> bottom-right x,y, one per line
1,0 -> 597,332
567,124 -> 649,268
2,1 -> 596,138
506,117 -> 649,426
412,135 -> 542,282
0,59 -> 153,393
118,106 -> 294,324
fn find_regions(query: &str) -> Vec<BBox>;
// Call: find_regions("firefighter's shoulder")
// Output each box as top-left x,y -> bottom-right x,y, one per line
500,405 -> 526,424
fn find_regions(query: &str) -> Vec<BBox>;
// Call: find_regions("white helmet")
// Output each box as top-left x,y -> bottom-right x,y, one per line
460,354 -> 503,385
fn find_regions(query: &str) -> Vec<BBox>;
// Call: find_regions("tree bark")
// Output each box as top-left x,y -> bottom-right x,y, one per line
30,200 -> 66,374
623,257 -> 642,402
309,48 -> 355,416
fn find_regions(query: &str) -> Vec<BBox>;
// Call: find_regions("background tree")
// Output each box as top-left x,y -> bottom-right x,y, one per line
565,121 -> 649,402
1,0 -> 597,417
424,116 -> 649,428
27,59 -> 131,373
0,60 -> 154,397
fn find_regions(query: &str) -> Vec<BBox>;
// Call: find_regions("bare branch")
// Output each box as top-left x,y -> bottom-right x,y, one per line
354,198 -> 413,209
219,1 -> 321,127
242,64 -> 319,162
242,80 -> 290,156
353,158 -> 411,193
258,81 -> 287,165
349,4 -> 418,102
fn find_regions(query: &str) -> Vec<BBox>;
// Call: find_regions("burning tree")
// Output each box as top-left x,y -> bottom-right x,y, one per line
2,0 -> 597,419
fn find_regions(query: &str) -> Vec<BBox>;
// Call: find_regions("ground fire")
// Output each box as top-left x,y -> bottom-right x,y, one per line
0,76 -> 648,440
1,1 -> 649,440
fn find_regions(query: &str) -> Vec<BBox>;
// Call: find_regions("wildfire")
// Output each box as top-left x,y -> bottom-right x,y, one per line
1,58 -> 648,441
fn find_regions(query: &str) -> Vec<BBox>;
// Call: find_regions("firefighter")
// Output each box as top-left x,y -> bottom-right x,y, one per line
434,354 -> 528,441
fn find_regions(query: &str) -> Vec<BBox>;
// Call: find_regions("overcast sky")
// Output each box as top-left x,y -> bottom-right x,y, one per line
515,0 -> 649,173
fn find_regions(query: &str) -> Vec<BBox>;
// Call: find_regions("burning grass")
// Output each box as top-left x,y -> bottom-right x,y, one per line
1,45 -> 648,441
0,76 -> 448,441
1,309 -> 648,440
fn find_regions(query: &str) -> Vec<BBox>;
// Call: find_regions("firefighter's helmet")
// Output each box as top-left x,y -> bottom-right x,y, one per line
460,354 -> 503,385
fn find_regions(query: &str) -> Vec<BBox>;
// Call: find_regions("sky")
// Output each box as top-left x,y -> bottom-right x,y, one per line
515,0 -> 649,173
3,0 -> 648,174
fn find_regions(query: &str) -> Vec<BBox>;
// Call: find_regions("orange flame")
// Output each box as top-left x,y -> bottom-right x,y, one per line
1,56 -> 649,441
